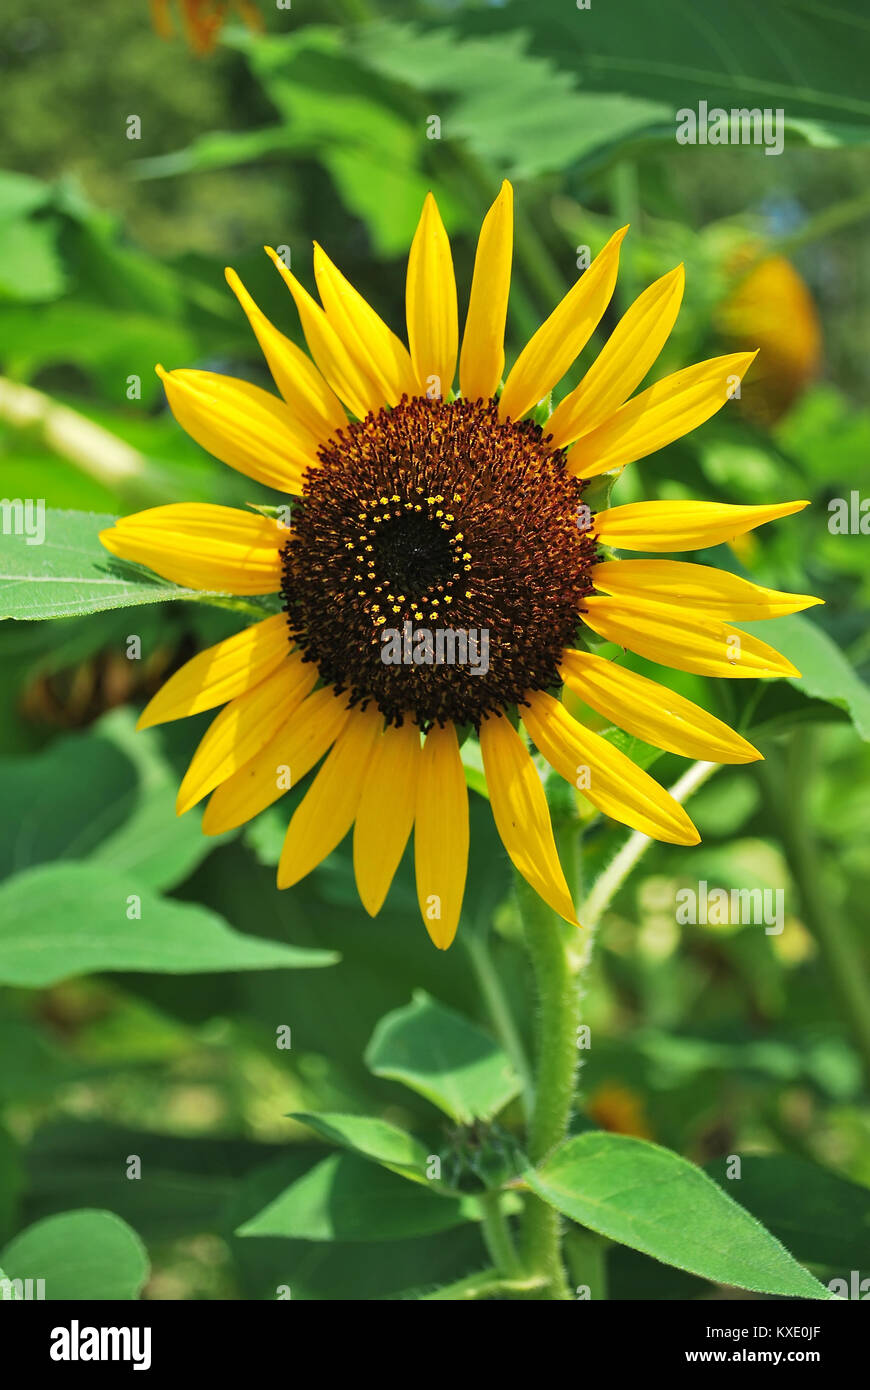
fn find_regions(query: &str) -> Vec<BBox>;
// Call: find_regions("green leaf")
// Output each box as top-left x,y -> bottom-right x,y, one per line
88,709 -> 227,890
365,991 -> 522,1124
0,170 -> 53,222
0,1265 -> 23,1299
22,1122 -> 288,1245
237,1153 -> 468,1242
0,862 -> 337,987
0,1127 -> 25,1246
354,22 -> 668,181
227,1154 -> 484,1300
0,217 -> 66,302
0,1210 -> 149,1300
0,1021 -> 85,1105
289,1113 -> 433,1185
526,1132 -> 833,1298
0,509 -> 271,620
743,614 -> 870,741
0,708 -> 221,891
453,0 -> 870,155
460,736 -> 489,799
0,303 -> 195,402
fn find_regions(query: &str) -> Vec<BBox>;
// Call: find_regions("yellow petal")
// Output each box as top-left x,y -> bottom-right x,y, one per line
176,655 -> 317,814
353,718 -> 421,916
582,595 -> 801,679
459,180 -> 514,402
225,268 -> 346,443
547,264 -> 684,448
202,685 -> 352,835
277,704 -> 383,889
479,714 -> 577,923
313,242 -> 417,406
593,498 -> 809,552
568,351 -> 757,478
560,649 -> 761,764
499,225 -> 627,423
157,366 -> 313,494
414,722 -> 468,949
138,613 -> 291,730
406,193 -> 458,400
522,690 -> 700,846
591,558 -> 823,620
265,245 -> 381,419
99,504 -> 284,594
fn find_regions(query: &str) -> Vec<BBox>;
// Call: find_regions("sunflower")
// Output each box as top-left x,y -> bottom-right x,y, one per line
100,183 -> 821,949
150,0 -> 262,54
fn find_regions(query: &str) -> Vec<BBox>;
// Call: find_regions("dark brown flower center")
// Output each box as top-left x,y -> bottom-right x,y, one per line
281,396 -> 596,728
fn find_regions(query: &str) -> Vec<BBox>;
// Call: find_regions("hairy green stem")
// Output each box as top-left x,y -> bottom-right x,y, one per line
515,870 -> 579,1299
513,761 -> 721,1299
478,1192 -> 521,1276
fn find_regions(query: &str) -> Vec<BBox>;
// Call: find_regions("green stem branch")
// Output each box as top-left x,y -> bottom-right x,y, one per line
464,929 -> 534,1119
420,1268 -> 546,1301
581,760 -> 720,932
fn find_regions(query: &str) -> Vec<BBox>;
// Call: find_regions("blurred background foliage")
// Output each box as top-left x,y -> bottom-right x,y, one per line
0,0 -> 869,1299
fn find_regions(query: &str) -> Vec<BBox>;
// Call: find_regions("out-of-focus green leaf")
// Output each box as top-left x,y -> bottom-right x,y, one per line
527,1132 -> 833,1298
0,303 -> 194,403
227,1152 -> 484,1300
89,708 -> 228,890
705,1153 -> 870,1273
237,1153 -> 467,1243
355,22 -> 668,181
365,991 -> 522,1124
0,170 -> 53,222
460,737 -> 488,799
0,217 -> 66,302
0,1209 -> 149,1300
21,1123 -> 290,1244
455,0 -> 870,151
0,1127 -> 25,1246
0,709 -> 220,891
0,1020 -> 86,1105
743,614 -> 870,741
0,862 -> 338,986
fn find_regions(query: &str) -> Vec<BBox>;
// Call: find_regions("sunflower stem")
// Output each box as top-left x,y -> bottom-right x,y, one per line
515,868 -> 579,1300
478,1192 -> 522,1277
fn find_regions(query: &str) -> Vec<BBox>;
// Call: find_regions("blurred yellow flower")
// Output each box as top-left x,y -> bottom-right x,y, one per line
150,0 -> 262,54
587,1083 -> 653,1139
716,249 -> 822,425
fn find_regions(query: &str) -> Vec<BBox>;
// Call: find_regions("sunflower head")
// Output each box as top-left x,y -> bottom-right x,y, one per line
283,394 -> 597,730
100,183 -> 820,949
